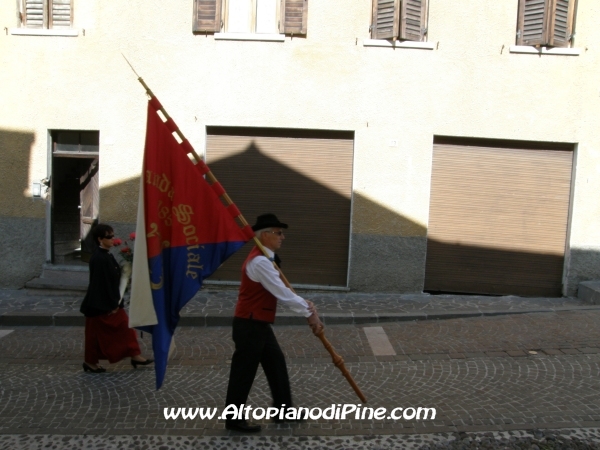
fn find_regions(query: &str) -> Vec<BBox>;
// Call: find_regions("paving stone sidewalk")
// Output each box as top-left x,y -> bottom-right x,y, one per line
2,290 -> 600,449
1,311 -> 600,437
1,288 -> 599,326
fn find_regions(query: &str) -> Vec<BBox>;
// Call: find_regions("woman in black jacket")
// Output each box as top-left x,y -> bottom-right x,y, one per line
80,223 -> 153,373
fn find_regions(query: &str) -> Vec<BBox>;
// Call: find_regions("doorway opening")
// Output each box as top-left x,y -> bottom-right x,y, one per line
50,130 -> 99,265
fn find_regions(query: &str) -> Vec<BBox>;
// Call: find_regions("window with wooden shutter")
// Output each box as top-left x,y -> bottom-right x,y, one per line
371,0 -> 427,41
517,0 -> 576,47
193,0 -> 222,33
371,0 -> 400,40
400,0 -> 427,41
22,0 -> 72,29
280,0 -> 308,35
205,0 -> 293,35
50,0 -> 72,28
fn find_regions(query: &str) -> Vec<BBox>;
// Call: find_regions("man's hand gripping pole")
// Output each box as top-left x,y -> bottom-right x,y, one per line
259,249 -> 367,404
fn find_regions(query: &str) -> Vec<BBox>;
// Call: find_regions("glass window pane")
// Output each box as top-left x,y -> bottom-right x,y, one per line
228,0 -> 252,33
256,0 -> 277,33
55,131 -> 79,152
80,131 -> 100,153
54,131 -> 99,153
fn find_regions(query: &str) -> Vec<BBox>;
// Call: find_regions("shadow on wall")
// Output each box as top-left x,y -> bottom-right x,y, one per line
96,143 -> 430,292
2,125 -> 598,296
566,248 -> 600,297
204,137 -> 599,297
99,176 -> 140,225
204,132 -> 427,292
93,167 -> 600,297
425,241 -> 566,297
207,140 -> 352,287
0,128 -> 46,288
0,128 -> 38,216
95,176 -> 142,266
423,242 -> 600,298
351,189 -> 427,293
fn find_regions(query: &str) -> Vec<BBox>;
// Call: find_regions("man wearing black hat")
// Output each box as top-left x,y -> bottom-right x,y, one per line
224,213 -> 323,433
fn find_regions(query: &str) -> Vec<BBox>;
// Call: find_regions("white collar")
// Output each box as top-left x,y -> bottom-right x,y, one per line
262,247 -> 275,258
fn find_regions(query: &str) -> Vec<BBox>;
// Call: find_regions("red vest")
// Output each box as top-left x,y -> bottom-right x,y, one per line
234,246 -> 278,323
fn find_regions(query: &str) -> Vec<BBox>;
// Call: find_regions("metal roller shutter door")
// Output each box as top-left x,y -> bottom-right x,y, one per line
425,141 -> 573,297
205,127 -> 354,287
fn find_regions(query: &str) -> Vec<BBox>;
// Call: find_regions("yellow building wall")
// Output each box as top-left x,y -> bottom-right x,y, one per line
1,0 -> 599,291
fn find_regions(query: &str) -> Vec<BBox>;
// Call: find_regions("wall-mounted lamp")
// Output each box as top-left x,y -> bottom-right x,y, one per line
32,182 -> 42,198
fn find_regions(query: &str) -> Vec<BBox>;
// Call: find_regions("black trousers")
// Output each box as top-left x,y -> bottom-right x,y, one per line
225,317 -> 292,418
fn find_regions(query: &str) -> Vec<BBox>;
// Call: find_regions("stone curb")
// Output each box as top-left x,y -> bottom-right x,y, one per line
1,428 -> 600,450
2,423 -> 600,437
3,305 -> 600,327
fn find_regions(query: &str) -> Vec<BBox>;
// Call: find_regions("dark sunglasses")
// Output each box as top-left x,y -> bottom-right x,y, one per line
103,235 -> 115,239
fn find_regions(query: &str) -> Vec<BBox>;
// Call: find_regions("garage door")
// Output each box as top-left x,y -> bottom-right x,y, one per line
205,127 -> 354,287
425,138 -> 574,297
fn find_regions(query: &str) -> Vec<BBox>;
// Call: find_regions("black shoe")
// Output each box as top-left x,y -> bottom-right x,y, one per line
82,362 -> 106,373
225,420 -> 262,433
131,358 -> 154,369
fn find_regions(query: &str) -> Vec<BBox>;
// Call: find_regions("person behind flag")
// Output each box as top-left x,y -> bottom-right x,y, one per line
80,223 -> 154,373
224,213 -> 324,433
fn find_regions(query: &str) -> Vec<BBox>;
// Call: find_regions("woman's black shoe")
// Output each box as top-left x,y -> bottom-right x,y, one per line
82,362 -> 106,373
225,420 -> 262,433
131,358 -> 154,369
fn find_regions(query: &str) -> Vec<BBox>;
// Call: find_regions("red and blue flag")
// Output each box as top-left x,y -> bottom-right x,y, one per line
129,99 -> 253,389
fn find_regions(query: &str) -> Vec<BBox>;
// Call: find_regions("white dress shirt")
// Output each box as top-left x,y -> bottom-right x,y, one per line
245,247 -> 311,318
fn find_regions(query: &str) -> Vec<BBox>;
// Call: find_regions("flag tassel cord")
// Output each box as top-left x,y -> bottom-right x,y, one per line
127,60 -> 366,403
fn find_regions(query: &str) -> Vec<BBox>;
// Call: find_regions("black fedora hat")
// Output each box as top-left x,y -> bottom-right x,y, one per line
251,213 -> 288,232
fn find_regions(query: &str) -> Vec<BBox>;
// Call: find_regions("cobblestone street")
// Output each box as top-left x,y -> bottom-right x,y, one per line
1,307 -> 600,448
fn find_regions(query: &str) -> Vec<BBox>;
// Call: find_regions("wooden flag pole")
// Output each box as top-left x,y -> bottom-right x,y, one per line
275,268 -> 367,403
125,56 -> 366,403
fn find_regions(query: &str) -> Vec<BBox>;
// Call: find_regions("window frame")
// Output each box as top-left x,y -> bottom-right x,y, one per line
20,0 -> 74,30
193,0 -> 308,36
222,0 -> 281,34
370,0 -> 428,42
516,0 -> 578,48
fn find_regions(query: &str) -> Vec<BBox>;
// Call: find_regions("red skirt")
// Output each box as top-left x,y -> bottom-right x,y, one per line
85,308 -> 141,364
